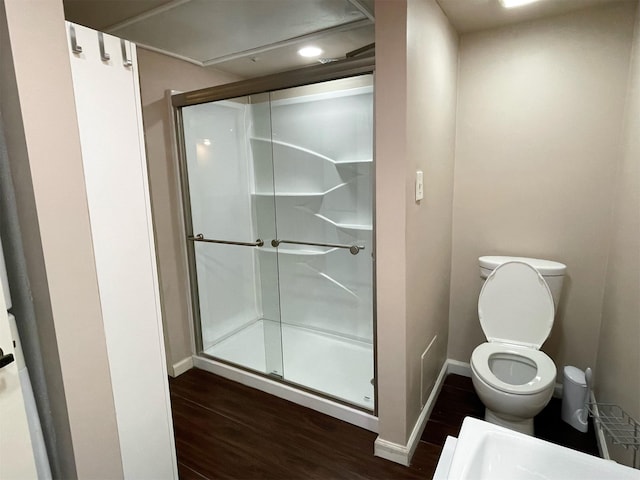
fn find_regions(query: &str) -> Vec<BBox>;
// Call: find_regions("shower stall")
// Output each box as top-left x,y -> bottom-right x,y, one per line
172,59 -> 375,419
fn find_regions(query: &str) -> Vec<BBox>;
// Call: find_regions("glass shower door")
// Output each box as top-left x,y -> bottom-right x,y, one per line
178,73 -> 374,410
181,93 -> 284,378
269,75 -> 374,408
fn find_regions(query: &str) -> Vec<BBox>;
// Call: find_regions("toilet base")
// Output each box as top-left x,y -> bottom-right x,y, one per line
485,409 -> 534,435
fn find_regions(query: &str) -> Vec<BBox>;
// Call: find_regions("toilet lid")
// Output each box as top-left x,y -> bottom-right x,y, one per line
478,261 -> 554,349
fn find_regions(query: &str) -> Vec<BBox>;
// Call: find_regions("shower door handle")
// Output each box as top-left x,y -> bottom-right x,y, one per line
188,233 -> 264,247
271,239 -> 364,255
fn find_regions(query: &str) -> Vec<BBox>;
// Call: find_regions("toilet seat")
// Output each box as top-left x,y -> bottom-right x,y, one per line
471,342 -> 556,395
478,261 -> 555,349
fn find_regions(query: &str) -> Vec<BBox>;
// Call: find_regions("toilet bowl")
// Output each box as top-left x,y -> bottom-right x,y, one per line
470,259 -> 565,435
471,343 -> 556,432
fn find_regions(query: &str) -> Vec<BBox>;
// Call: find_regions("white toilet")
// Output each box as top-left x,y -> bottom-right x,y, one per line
470,255 -> 567,435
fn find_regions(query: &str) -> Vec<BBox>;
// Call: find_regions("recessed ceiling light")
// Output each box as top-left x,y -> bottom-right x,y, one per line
499,0 -> 539,8
298,46 -> 323,58
203,139 -> 211,146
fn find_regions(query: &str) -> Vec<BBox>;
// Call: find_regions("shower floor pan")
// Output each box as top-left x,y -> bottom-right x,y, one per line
204,319 -> 374,410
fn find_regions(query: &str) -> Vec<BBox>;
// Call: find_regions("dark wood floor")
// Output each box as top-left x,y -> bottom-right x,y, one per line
169,369 -> 599,479
420,373 -> 599,457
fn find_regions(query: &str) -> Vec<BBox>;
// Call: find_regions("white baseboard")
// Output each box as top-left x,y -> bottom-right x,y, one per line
375,357 -> 581,467
374,437 -> 412,466
446,359 -> 471,377
375,358 -> 461,466
171,356 -> 194,377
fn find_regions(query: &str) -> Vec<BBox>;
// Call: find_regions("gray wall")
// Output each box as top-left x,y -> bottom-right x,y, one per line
448,3 -> 637,372
137,48 -> 240,373
595,1 -> 640,467
405,0 -> 458,442
375,0 -> 458,446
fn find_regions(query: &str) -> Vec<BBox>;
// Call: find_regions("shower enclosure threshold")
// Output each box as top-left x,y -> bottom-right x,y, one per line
204,320 -> 374,408
192,354 -> 378,433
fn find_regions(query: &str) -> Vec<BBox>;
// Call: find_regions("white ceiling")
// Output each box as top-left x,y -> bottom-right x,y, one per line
64,0 -> 627,78
437,0 -> 627,34
64,0 -> 170,30
64,0 -> 375,77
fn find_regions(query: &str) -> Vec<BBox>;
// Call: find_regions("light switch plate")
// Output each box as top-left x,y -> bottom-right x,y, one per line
415,170 -> 424,201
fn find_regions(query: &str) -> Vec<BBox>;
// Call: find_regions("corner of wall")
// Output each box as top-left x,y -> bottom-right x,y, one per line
374,0 -> 410,448
2,1 -> 124,477
592,1 -> 640,468
404,0 -> 460,442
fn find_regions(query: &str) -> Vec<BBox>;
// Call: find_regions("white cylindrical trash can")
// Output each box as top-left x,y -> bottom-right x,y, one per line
561,366 -> 588,432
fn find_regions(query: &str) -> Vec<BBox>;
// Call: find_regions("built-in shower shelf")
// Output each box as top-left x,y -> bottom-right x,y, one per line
334,159 -> 372,165
314,214 -> 372,231
250,137 -> 372,166
252,182 -> 348,198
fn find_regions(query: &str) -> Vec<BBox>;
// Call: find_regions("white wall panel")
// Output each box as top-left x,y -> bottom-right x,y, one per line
67,23 -> 177,479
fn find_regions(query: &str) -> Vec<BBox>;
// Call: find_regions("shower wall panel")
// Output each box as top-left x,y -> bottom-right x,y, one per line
67,23 -> 176,478
268,81 -> 374,342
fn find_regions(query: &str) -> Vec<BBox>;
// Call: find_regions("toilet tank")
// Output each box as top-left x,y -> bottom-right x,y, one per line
479,256 -> 566,312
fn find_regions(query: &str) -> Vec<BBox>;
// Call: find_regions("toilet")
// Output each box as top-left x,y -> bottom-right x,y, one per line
470,256 -> 567,435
